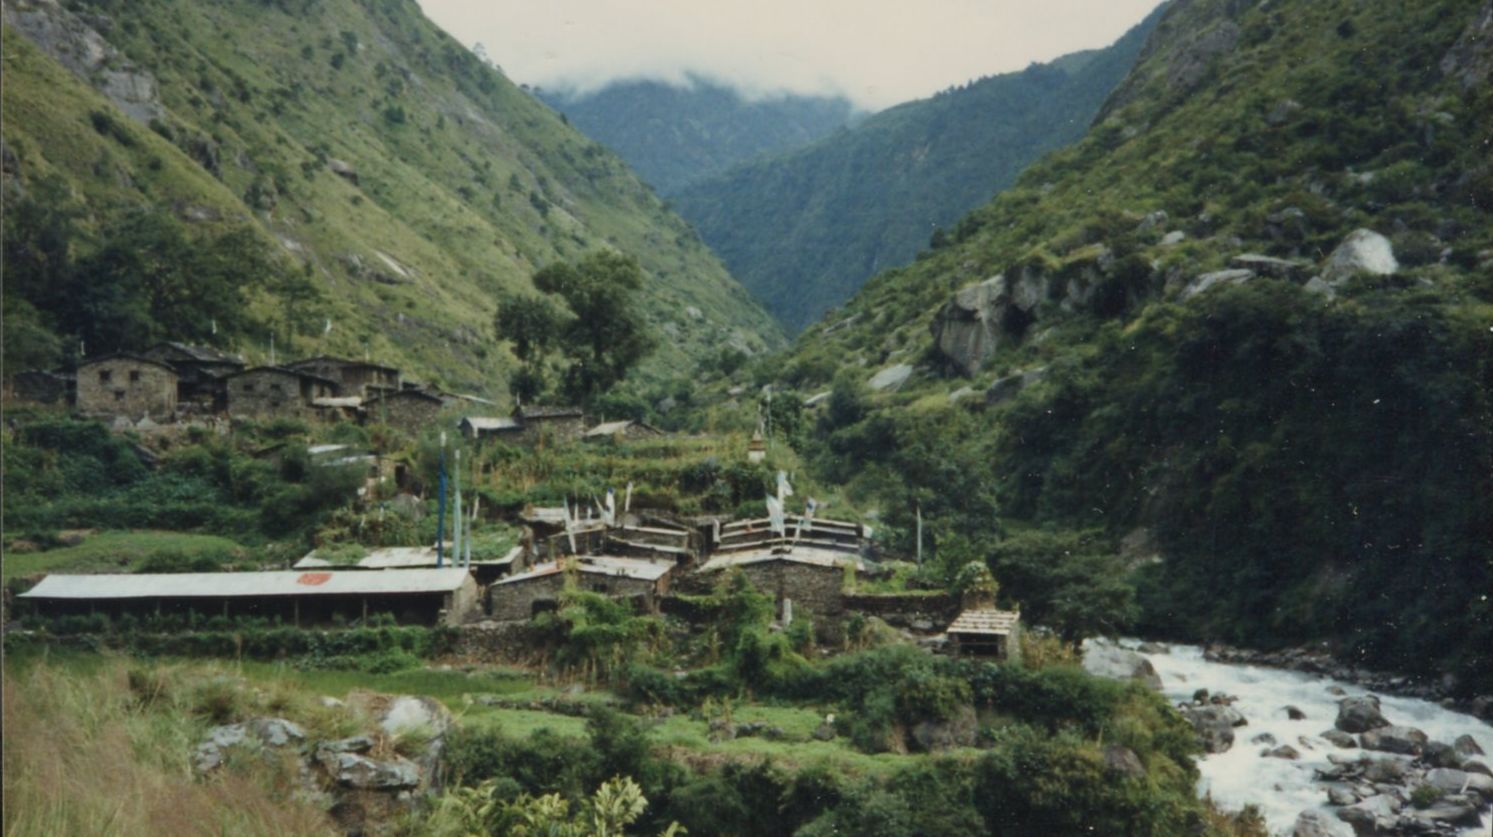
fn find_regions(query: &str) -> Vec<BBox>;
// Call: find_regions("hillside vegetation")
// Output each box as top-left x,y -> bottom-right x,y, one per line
541,76 -> 861,195
771,0 -> 1493,690
1,0 -> 783,395
671,5 -> 1164,332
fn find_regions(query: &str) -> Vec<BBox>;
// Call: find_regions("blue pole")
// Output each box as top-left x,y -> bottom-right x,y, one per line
435,446 -> 448,568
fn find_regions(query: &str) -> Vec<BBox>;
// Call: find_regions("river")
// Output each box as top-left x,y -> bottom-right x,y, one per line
1114,640 -> 1493,836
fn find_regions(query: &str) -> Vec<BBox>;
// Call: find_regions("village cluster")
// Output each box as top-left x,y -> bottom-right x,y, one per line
10,343 -> 1021,660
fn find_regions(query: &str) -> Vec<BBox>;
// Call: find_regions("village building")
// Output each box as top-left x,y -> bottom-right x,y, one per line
224,366 -> 339,420
460,415 -> 524,443
487,556 -> 673,621
514,405 -> 585,445
366,389 -> 445,435
9,369 -> 75,405
294,544 -> 525,586
75,354 -> 179,421
695,546 -> 864,642
945,608 -> 1022,661
141,342 -> 245,409
18,569 -> 478,627
582,419 -> 665,443
286,356 -> 400,399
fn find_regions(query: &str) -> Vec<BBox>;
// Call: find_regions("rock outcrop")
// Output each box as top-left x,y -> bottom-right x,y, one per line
1441,1 -> 1493,90
2,0 -> 165,123
1321,229 -> 1398,284
930,276 -> 1010,376
1081,643 -> 1164,690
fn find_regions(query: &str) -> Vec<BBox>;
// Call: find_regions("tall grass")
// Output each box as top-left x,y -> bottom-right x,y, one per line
2,655 -> 336,836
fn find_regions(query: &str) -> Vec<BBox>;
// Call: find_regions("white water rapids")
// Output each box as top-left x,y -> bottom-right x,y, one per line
1116,640 -> 1493,836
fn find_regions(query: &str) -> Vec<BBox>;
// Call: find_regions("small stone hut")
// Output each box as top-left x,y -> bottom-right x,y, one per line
76,354 -> 178,421
945,582 -> 1021,661
366,389 -> 445,435
582,419 -> 665,443
142,342 -> 244,409
460,416 -> 523,443
224,366 -> 340,421
487,556 -> 672,621
515,406 -> 585,445
694,547 -> 862,642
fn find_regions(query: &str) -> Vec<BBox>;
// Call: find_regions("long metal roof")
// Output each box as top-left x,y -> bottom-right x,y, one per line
19,569 -> 471,600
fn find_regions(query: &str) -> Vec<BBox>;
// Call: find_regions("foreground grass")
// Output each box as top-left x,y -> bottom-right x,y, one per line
2,531 -> 248,581
2,652 -> 335,836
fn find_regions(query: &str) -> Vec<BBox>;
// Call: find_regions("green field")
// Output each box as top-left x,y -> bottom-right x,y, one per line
2,531 -> 248,582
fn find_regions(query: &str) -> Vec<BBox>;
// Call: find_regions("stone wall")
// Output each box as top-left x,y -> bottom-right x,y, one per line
226,368 -> 332,420
841,592 -> 959,629
521,416 -> 585,446
444,574 -> 481,626
76,357 -> 177,420
488,571 -> 661,621
714,560 -> 851,644
367,392 -> 443,435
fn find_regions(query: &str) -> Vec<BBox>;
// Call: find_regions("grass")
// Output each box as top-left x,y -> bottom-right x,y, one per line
2,531 -> 248,581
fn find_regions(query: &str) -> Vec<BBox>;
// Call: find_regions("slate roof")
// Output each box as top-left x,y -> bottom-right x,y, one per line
146,342 -> 244,364
462,416 -> 522,432
946,609 -> 1021,636
492,556 -> 672,586
696,546 -> 864,573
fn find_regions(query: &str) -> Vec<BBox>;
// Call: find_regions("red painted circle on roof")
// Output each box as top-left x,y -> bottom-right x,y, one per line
297,572 -> 333,586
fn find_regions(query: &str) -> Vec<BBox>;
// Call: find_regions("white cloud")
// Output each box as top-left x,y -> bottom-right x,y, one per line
417,0 -> 1164,110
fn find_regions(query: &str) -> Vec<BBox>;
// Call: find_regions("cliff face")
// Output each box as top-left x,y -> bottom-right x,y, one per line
1,0 -> 783,393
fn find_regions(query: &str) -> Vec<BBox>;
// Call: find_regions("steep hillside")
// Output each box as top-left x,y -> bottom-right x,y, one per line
672,6 -> 1164,333
540,77 -> 860,195
0,0 -> 783,395
775,0 -> 1493,688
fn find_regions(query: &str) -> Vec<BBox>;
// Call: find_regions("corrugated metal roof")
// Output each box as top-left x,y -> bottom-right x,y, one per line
697,547 -> 863,573
294,544 -> 516,571
463,416 -> 522,431
947,609 -> 1021,636
19,569 -> 472,599
493,556 -> 672,586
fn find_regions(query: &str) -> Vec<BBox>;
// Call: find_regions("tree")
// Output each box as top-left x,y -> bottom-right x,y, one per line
988,529 -> 1137,645
499,251 -> 656,406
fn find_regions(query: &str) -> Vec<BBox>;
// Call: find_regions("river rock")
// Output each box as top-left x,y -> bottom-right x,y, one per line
1463,760 -> 1492,777
1424,767 -> 1493,797
1336,794 -> 1400,833
1327,785 -> 1360,806
1419,741 -> 1463,769
1179,705 -> 1238,754
1322,229 -> 1398,283
1285,705 -> 1308,720
1253,732 -> 1278,746
1292,809 -> 1353,837
1360,725 -> 1428,755
1454,734 -> 1485,757
1322,729 -> 1359,749
1264,744 -> 1301,760
1136,641 -> 1169,655
1336,696 -> 1390,733
1082,644 -> 1164,690
1407,797 -> 1482,829
1361,758 -> 1410,784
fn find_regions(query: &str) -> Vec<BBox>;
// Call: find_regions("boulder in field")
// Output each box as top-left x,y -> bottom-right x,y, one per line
1321,229 -> 1398,283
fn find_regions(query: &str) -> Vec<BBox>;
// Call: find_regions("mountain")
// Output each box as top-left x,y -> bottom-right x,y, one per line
539,76 -> 861,195
670,6 -> 1165,333
776,0 -> 1493,689
0,0 -> 783,395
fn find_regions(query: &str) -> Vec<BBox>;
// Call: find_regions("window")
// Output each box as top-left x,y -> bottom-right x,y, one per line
242,383 -> 255,393
269,383 -> 284,394
98,370 -> 112,384
113,391 -> 125,401
129,370 -> 141,383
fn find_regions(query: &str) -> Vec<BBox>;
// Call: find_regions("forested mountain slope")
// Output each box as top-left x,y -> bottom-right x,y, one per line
1,0 -> 783,395
540,77 -> 860,195
672,5 -> 1164,332
777,0 -> 1493,689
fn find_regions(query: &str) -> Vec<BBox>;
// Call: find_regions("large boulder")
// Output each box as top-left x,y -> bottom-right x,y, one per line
1335,794 -> 1400,834
318,751 -> 421,790
1321,229 -> 1398,283
1178,705 -> 1238,754
1359,725 -> 1428,756
909,704 -> 979,752
866,364 -> 914,392
1335,696 -> 1390,733
1454,734 -> 1486,757
1424,767 -> 1493,797
1290,809 -> 1353,837
931,276 -> 1009,376
1081,643 -> 1163,690
194,717 -> 307,772
1321,729 -> 1358,749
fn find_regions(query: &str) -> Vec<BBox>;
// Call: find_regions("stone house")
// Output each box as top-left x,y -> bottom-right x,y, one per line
487,556 -> 673,621
515,406 -> 585,445
366,389 -> 445,435
76,354 -> 178,421
694,547 -> 862,643
946,608 -> 1022,661
582,419 -> 665,443
224,366 -> 339,421
141,342 -> 244,410
286,356 -> 400,399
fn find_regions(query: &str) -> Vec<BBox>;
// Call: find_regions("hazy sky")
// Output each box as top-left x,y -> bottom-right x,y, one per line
417,1 -> 1164,110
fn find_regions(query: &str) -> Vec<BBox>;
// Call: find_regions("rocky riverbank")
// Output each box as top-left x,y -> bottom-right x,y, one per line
1200,644 -> 1493,723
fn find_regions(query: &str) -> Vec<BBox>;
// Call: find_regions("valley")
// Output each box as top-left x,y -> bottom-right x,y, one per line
3,0 -> 1492,834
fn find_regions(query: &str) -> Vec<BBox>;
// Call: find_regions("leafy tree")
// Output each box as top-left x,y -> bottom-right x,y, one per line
988,530 -> 1137,644
494,290 -> 566,402
531,251 -> 656,405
